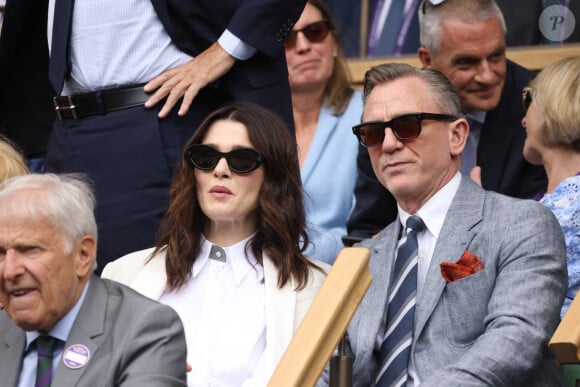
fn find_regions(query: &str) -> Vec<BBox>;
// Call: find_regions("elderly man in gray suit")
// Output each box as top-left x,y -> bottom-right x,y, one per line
0,174 -> 187,386
332,63 -> 567,386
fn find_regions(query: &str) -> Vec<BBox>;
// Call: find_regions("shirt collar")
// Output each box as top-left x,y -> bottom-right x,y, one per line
463,110 -> 486,125
193,234 -> 262,285
25,279 -> 91,350
398,172 -> 462,238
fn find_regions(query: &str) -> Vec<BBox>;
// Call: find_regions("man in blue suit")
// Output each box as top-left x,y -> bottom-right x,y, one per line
44,0 -> 306,270
325,63 -> 566,386
347,0 -> 547,238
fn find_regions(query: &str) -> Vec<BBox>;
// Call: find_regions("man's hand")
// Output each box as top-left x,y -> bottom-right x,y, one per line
144,42 -> 236,118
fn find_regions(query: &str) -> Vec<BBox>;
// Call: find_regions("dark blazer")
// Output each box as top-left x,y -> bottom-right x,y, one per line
497,0 -> 580,46
347,60 -> 547,237
0,275 -> 187,387
0,0 -> 55,158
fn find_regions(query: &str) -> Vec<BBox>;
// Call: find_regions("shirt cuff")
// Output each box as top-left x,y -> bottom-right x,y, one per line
218,29 -> 257,61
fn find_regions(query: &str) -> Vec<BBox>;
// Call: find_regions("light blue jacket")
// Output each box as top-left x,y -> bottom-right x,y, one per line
302,91 -> 363,264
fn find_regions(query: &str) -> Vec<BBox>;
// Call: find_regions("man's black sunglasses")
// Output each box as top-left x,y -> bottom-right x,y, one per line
522,87 -> 533,113
185,144 -> 265,173
285,20 -> 332,48
352,112 -> 458,148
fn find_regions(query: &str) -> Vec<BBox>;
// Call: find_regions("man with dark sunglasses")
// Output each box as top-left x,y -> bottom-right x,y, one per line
347,0 -> 547,238
317,62 -> 566,387
352,113 -> 457,146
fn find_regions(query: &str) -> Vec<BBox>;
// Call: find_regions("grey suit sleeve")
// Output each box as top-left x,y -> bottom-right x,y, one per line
420,201 -> 567,386
117,303 -> 188,387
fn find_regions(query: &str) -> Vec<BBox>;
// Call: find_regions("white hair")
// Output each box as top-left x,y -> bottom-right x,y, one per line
418,0 -> 507,56
0,174 -> 98,267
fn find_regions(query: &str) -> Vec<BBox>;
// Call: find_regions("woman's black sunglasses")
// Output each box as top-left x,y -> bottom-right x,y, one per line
185,144 -> 265,173
522,87 -> 533,113
285,20 -> 332,48
352,112 -> 458,148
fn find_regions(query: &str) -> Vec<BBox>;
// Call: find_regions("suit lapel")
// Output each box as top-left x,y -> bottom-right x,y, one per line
414,177 -> 484,338
300,106 -> 337,185
52,276 -> 106,386
478,120 -> 514,191
0,312 -> 26,387
352,221 -> 400,361
129,252 -> 168,300
263,256 -> 296,378
477,63 -> 517,191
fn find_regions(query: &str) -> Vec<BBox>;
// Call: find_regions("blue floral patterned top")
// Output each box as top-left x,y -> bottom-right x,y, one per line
539,174 -> 580,319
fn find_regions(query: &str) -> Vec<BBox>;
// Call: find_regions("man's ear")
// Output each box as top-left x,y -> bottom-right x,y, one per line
75,235 -> 97,278
450,118 -> 469,157
418,47 -> 432,68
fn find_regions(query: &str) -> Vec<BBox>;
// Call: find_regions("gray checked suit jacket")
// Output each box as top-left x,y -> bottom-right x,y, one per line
0,275 -> 187,387
331,176 -> 567,386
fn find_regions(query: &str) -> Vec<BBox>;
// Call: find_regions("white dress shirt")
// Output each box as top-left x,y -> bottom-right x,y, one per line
159,235 -> 267,387
47,0 -> 256,95
399,172 -> 461,386
374,173 -> 461,386
17,281 -> 90,387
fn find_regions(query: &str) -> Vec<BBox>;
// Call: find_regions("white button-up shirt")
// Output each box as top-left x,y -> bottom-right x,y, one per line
159,235 -> 267,387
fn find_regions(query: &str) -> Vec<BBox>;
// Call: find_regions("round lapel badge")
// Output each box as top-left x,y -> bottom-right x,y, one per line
62,344 -> 91,369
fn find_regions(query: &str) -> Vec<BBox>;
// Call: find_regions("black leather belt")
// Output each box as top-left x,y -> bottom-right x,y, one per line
53,85 -> 150,120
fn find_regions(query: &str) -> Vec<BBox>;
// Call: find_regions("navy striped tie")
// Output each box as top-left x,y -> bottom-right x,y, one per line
376,215 -> 425,387
35,335 -> 57,387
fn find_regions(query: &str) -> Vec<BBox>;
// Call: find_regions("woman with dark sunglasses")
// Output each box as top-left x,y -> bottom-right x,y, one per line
102,102 -> 329,386
521,56 -> 580,320
284,0 -> 362,264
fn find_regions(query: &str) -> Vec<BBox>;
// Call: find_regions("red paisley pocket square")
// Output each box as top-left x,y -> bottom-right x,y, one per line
440,250 -> 484,283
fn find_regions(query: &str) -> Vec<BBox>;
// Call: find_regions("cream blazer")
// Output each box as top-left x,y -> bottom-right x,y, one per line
101,247 -> 329,381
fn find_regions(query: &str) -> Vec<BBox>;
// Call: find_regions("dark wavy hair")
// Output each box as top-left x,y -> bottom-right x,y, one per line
152,102 -> 316,291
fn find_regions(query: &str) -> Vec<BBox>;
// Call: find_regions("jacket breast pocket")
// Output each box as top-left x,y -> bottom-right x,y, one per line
442,270 -> 493,347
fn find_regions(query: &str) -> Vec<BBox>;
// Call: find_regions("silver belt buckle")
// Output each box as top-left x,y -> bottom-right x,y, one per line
53,95 -> 78,120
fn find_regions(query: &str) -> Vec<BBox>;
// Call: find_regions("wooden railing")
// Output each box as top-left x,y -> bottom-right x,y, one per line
347,43 -> 580,88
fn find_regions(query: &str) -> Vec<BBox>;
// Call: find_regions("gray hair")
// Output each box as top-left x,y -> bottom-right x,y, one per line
363,63 -> 461,116
0,174 -> 98,259
418,0 -> 507,56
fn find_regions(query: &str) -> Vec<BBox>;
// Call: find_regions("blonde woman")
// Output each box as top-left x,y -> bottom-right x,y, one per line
0,135 -> 28,309
522,56 -> 580,318
0,136 -> 28,181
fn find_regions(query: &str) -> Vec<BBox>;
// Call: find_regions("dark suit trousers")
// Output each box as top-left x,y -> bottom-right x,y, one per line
45,101 -> 215,271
